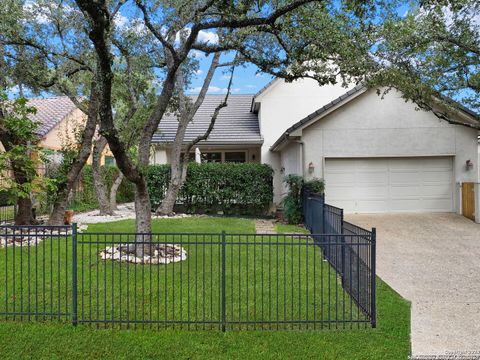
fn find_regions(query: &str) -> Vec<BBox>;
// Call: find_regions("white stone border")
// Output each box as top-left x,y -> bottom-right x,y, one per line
99,243 -> 187,265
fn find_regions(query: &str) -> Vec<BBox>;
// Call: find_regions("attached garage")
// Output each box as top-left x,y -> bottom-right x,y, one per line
324,157 -> 454,213
271,86 -> 479,217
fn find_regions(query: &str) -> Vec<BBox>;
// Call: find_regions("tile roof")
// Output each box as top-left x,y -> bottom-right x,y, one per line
27,96 -> 78,137
152,94 -> 263,145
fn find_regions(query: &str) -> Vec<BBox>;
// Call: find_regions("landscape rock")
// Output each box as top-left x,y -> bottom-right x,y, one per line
99,243 -> 187,265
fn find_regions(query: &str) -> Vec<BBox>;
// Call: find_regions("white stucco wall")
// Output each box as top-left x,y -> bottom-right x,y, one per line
284,88 -> 479,213
256,78 -> 354,204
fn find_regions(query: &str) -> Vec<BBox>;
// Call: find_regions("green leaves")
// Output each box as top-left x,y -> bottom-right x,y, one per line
147,163 -> 274,215
282,175 -> 325,224
373,0 -> 480,116
0,92 -> 44,200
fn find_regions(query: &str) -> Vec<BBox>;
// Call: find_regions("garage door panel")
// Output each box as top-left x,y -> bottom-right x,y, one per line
356,171 -> 388,184
332,200 -> 356,213
423,171 -> 452,183
327,187 -> 360,199
325,157 -> 453,213
422,199 -> 452,211
389,199 -> 422,212
355,186 -> 388,198
325,172 -> 357,184
390,185 -> 422,197
357,200 -> 389,213
390,171 -> 422,184
422,184 -> 452,197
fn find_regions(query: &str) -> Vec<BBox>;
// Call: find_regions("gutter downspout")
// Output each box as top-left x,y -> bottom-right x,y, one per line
295,140 -> 305,177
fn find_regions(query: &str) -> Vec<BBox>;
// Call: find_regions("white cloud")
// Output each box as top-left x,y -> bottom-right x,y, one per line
219,74 -> 235,81
245,85 -> 256,89
194,69 -> 204,75
23,1 -> 53,24
113,13 -> 129,29
23,1 -> 78,25
190,50 -> 205,59
197,30 -> 219,44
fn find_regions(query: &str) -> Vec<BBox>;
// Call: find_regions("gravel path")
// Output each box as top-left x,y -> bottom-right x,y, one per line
72,203 -> 192,225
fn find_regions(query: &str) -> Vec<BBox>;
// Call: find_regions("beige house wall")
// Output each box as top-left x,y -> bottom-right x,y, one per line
38,108 -> 113,166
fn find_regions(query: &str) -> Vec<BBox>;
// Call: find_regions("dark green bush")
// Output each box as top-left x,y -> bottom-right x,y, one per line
304,178 -> 325,194
283,175 -> 325,224
69,165 -> 134,211
147,163 -> 274,215
282,175 -> 304,224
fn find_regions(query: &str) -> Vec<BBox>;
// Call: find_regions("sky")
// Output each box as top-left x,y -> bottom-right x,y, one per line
187,55 -> 274,96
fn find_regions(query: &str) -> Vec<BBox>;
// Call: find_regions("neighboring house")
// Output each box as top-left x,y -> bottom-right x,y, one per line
27,97 -> 115,169
151,95 -> 262,164
152,78 -> 480,220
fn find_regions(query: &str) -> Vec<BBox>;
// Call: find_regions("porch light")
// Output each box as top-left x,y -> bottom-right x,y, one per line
466,159 -> 473,170
308,162 -> 315,173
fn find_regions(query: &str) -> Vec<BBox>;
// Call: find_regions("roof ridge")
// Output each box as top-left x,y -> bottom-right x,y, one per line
27,95 -> 73,102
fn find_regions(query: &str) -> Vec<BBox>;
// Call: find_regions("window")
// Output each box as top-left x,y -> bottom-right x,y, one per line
181,150 -> 248,163
104,156 -> 116,166
224,152 -> 246,163
202,152 -> 222,163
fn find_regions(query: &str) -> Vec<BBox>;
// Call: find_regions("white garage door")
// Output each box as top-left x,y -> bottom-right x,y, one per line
324,157 -> 454,213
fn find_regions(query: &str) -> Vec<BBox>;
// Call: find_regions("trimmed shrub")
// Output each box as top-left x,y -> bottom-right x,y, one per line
283,175 -> 325,224
41,165 -> 135,213
282,175 -> 304,224
69,165 -> 135,211
147,163 -> 274,215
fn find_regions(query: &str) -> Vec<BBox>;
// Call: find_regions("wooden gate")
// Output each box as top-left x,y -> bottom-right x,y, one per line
462,182 -> 475,221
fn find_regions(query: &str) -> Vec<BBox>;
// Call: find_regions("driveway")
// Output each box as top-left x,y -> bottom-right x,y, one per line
345,213 -> 480,356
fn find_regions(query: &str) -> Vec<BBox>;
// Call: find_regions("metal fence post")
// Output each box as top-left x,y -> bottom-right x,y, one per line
72,223 -> 78,327
370,227 -> 376,328
221,231 -> 226,332
340,209 -> 345,279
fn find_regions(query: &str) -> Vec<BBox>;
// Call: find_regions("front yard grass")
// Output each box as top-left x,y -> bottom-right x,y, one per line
0,217 -> 410,359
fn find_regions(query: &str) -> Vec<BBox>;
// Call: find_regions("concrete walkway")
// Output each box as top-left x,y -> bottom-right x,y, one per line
255,220 -> 276,234
346,213 -> 480,356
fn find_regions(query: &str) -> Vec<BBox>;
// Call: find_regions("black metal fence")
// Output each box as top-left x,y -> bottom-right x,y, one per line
0,205 -> 16,224
303,190 -> 376,327
0,223 -> 375,330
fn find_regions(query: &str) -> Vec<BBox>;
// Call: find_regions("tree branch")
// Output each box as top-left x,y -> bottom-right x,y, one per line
185,62 -> 235,155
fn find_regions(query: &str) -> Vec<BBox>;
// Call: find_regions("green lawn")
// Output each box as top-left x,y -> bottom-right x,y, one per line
0,217 -> 410,359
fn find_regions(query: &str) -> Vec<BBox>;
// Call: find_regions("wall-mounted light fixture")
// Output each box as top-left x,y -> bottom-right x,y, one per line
308,162 -> 315,173
466,159 -> 474,170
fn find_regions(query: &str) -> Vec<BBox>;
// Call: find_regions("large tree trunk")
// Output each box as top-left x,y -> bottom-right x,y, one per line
156,116 -> 189,216
157,163 -> 187,216
109,171 -> 124,210
92,136 -> 114,215
15,196 -> 35,225
134,180 -> 152,255
48,83 -> 99,225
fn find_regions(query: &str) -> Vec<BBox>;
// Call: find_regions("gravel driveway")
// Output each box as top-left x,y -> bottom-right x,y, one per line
345,213 -> 480,356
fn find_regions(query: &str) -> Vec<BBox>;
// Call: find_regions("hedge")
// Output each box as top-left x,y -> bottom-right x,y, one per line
148,163 -> 274,215
68,165 -> 135,211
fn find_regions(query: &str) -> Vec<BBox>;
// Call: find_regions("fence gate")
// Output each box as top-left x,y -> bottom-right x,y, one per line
462,182 -> 475,221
